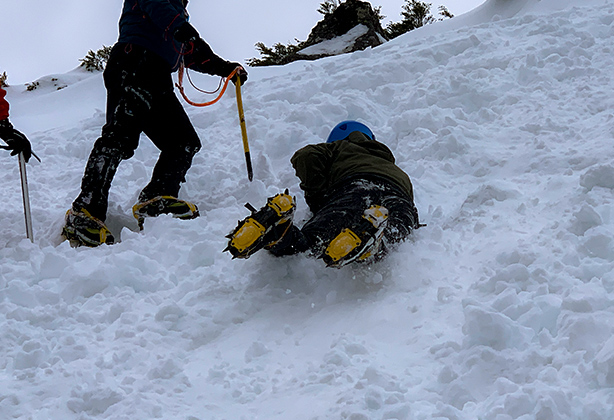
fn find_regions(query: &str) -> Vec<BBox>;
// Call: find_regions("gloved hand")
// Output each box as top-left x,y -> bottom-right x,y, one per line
0,119 -> 35,162
204,59 -> 248,85
189,40 -> 248,85
199,57 -> 248,86
229,64 -> 248,86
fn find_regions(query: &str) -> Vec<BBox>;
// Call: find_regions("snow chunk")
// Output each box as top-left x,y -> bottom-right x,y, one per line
580,164 -> 614,190
462,304 -> 534,351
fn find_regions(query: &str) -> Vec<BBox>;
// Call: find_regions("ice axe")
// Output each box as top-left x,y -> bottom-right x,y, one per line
234,75 -> 253,182
18,152 -> 34,242
175,63 -> 253,181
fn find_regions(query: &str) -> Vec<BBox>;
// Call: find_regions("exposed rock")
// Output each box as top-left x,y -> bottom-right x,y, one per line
302,0 -> 388,54
250,0 -> 387,66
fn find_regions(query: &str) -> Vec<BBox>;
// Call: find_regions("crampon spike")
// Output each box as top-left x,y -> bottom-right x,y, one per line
245,203 -> 258,213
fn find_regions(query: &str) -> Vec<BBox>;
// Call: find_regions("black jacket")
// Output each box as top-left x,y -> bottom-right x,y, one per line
291,132 -> 415,211
118,0 -> 189,70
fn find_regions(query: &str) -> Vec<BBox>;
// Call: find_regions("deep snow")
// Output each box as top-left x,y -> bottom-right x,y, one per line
2,0 -> 614,419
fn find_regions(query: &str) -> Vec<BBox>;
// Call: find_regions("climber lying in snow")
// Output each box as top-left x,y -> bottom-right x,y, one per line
225,120 -> 422,268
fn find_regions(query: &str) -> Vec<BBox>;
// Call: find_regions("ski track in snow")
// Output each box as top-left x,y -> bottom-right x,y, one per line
2,0 -> 614,418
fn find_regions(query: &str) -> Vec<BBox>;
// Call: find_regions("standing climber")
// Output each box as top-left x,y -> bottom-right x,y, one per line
63,0 -> 248,247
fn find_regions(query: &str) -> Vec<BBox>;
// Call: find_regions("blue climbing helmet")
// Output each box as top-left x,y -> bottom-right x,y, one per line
326,120 -> 375,143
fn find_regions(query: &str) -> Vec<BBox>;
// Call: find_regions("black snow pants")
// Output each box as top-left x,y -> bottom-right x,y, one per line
72,43 -> 201,221
269,176 -> 420,261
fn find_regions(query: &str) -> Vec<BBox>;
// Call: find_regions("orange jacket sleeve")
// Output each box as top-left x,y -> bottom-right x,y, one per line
0,87 -> 9,121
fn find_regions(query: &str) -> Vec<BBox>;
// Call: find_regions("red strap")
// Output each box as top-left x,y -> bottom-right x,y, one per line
175,64 -> 239,107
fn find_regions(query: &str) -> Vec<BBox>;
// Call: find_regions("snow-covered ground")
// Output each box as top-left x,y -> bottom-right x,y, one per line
2,0 -> 614,418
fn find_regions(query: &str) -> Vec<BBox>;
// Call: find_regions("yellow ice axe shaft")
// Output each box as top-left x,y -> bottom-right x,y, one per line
235,77 -> 253,182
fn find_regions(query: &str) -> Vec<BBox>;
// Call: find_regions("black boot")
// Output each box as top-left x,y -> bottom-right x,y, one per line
62,208 -> 115,247
132,196 -> 199,230
138,145 -> 198,203
225,191 -> 296,259
63,138 -> 123,247
322,205 -> 389,268
132,145 -> 200,229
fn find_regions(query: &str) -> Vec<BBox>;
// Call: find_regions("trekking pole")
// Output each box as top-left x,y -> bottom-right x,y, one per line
235,76 -> 253,182
18,152 -> 34,242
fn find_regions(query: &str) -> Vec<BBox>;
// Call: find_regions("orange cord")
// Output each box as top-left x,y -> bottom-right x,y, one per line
175,63 -> 239,107
187,68 -> 223,94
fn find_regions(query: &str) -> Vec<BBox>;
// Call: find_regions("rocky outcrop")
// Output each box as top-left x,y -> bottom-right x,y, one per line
301,0 -> 388,55
249,0 -> 387,66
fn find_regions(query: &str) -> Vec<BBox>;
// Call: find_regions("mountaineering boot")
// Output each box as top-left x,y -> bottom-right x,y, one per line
224,190 -> 296,259
322,205 -> 389,268
62,208 -> 115,247
132,195 -> 200,230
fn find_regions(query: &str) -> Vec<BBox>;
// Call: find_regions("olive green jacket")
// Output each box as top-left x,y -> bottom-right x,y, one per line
291,132 -> 414,211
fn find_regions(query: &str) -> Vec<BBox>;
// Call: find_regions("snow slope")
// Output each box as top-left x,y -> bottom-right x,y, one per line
2,0 -> 614,418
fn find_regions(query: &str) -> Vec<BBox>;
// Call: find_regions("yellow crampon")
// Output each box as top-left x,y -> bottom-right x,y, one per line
225,190 -> 296,259
228,218 -> 267,255
62,207 -> 115,248
266,191 -> 295,219
132,195 -> 199,230
323,205 -> 389,268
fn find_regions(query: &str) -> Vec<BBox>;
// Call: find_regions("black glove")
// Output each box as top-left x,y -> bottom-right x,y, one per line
229,64 -> 248,86
202,58 -> 248,85
0,119 -> 34,162
196,55 -> 248,86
